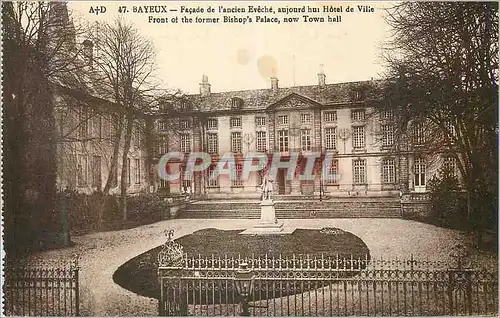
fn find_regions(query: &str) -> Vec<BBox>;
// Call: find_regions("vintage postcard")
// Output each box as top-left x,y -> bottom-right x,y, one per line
2,1 -> 498,316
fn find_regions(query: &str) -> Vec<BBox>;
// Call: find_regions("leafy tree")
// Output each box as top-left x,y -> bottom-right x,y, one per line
379,2 -> 498,246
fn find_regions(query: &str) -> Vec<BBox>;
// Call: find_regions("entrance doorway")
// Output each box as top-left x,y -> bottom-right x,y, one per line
277,169 -> 286,194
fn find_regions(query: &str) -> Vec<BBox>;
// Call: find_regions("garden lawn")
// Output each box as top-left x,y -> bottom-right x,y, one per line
113,228 -> 370,299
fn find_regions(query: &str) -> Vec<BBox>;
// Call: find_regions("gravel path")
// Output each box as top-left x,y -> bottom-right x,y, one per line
26,218 -> 497,316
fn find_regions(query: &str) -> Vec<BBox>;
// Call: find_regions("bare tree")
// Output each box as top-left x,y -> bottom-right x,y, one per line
90,19 -> 157,222
378,2 -> 498,245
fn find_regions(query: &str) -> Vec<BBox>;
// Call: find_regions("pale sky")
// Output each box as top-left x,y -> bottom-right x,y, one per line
68,1 -> 393,94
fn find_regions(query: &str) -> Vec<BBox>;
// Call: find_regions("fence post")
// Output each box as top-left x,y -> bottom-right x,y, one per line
447,270 -> 455,315
72,255 -> 80,316
466,270 -> 473,315
158,229 -> 185,316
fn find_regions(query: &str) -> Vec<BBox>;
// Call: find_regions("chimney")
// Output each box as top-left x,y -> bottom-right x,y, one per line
199,74 -> 211,97
82,39 -> 93,67
318,64 -> 326,88
270,76 -> 279,93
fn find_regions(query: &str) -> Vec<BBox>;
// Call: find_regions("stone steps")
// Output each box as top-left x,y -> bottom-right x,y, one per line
180,197 -> 402,219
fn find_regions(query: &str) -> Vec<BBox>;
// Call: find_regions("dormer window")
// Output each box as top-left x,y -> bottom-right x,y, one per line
351,88 -> 365,101
180,99 -> 189,111
231,97 -> 244,109
159,101 -> 172,112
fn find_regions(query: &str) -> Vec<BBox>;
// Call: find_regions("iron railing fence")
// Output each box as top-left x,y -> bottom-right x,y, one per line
159,254 -> 498,316
3,257 -> 80,316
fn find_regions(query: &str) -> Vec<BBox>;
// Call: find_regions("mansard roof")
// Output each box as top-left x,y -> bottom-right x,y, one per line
182,80 -> 383,113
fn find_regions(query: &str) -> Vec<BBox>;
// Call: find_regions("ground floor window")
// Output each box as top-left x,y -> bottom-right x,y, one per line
180,166 -> 192,193
159,178 -> 168,189
382,158 -> 395,184
207,165 -> 219,187
353,159 -> 366,184
326,160 -> 339,184
135,159 -> 141,184
414,158 -> 426,187
443,156 -> 457,177
77,154 -> 88,186
232,164 -> 243,186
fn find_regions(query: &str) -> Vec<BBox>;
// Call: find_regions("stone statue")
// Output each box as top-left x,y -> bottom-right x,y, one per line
260,174 -> 274,201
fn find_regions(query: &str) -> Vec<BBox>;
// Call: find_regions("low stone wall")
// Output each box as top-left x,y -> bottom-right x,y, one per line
401,193 -> 431,220
163,196 -> 190,219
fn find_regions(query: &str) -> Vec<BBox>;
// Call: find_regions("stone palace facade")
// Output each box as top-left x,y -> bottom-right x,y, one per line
153,71 -> 458,199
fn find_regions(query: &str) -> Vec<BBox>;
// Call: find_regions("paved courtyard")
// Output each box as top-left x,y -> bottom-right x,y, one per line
27,218 -> 497,316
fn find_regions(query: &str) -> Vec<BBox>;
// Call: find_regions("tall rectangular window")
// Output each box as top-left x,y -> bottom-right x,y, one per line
414,122 -> 425,145
443,156 -> 457,177
159,178 -> 168,189
278,115 -> 288,125
158,136 -> 168,155
230,117 -> 242,128
301,129 -> 312,151
445,122 -> 456,139
232,164 -> 243,186
127,158 -> 131,185
325,127 -> 337,150
231,132 -> 242,153
300,113 -> 312,124
381,124 -> 394,147
382,158 -> 395,184
180,166 -> 191,191
353,159 -> 366,184
207,165 -> 219,187
158,120 -> 167,131
352,126 -> 365,149
324,111 -> 337,123
179,119 -> 190,129
92,155 -> 101,187
207,118 -> 218,130
77,154 -> 87,186
381,109 -> 394,120
135,124 -> 141,148
256,131 -> 267,152
414,158 -> 426,187
78,108 -> 88,139
135,159 -> 141,184
351,109 -> 365,122
180,133 -> 191,153
255,116 -> 266,127
207,133 -> 218,154
278,130 -> 289,152
326,160 -> 339,184
93,113 -> 102,139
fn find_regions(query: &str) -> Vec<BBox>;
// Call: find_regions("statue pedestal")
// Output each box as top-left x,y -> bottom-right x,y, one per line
240,199 -> 294,235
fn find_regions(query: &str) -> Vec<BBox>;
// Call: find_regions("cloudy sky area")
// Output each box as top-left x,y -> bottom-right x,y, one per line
69,1 -> 392,94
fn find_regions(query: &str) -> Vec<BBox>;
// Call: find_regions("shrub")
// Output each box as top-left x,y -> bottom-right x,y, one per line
57,191 -> 172,236
428,168 -> 468,230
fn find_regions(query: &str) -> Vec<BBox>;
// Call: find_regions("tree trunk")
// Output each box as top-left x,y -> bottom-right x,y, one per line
103,114 -> 124,194
120,113 -> 134,223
